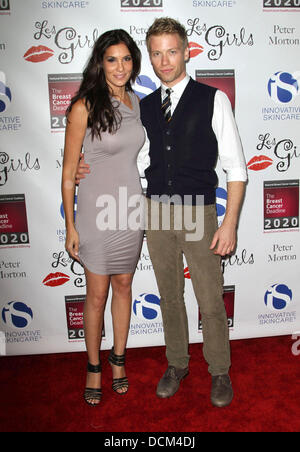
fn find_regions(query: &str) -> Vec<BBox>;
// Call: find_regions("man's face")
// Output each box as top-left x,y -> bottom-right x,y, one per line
148,33 -> 189,88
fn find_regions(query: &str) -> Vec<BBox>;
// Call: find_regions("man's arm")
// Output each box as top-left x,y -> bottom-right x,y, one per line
137,128 -> 150,178
211,90 -> 248,256
75,152 -> 90,184
210,181 -> 245,256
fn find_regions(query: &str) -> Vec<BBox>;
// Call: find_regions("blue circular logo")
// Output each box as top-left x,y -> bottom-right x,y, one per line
268,71 -> 299,104
2,301 -> 33,328
0,81 -> 12,113
264,284 -> 293,311
216,187 -> 227,218
133,293 -> 161,320
134,75 -> 157,100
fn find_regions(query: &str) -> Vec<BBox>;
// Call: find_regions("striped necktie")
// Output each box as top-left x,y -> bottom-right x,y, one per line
161,88 -> 172,122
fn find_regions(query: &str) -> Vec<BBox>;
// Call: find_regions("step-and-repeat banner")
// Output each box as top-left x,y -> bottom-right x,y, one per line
1,0 -> 300,356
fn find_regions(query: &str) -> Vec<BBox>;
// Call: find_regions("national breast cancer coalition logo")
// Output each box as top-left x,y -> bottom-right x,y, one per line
120,0 -> 163,10
199,285 -> 235,330
65,295 -> 105,341
196,69 -> 235,110
48,73 -> 82,130
263,0 -> 300,10
65,295 -> 85,340
0,0 -> 10,15
268,71 -> 300,104
0,194 -> 30,247
264,179 -> 299,231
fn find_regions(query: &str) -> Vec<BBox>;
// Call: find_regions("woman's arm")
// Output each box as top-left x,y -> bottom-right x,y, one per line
62,99 -> 88,260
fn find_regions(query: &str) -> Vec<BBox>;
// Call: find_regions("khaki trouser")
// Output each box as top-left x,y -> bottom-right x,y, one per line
146,198 -> 231,376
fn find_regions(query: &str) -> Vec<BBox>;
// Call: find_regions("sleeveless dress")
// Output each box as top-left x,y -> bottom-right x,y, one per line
75,92 -> 145,275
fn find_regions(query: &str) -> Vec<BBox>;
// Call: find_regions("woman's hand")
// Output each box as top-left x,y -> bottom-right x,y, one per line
65,227 -> 80,261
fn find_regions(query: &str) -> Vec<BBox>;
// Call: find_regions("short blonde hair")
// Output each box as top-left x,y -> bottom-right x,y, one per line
146,17 -> 188,51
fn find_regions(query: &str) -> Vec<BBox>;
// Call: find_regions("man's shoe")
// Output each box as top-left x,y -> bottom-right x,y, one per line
156,366 -> 189,398
211,374 -> 233,408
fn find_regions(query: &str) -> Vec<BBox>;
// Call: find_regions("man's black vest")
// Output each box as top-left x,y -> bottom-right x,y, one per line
140,78 -> 218,205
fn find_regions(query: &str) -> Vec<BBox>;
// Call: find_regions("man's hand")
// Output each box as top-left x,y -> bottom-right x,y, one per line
210,223 -> 237,256
210,181 -> 245,256
75,152 -> 90,184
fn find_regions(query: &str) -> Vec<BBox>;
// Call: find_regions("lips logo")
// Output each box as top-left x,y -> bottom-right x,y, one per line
184,267 -> 191,279
247,155 -> 273,171
43,272 -> 70,287
188,42 -> 204,58
24,46 -> 54,63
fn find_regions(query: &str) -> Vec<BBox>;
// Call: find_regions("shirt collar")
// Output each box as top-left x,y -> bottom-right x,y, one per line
161,74 -> 190,98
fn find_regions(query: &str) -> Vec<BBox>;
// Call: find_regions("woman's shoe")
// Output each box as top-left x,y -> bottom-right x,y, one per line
108,347 -> 129,395
84,361 -> 102,407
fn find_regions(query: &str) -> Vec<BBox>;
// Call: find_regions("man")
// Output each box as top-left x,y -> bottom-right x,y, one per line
77,17 -> 247,407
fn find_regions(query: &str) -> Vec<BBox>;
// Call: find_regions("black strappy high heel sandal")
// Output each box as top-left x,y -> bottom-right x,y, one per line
84,361 -> 102,407
108,347 -> 129,395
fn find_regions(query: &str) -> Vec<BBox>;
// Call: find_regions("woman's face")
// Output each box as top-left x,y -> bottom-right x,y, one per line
102,42 -> 133,93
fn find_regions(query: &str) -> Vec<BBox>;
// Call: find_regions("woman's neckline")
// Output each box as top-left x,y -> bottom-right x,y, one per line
112,91 -> 134,111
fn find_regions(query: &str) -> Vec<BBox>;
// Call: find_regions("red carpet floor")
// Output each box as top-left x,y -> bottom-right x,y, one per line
0,335 -> 300,432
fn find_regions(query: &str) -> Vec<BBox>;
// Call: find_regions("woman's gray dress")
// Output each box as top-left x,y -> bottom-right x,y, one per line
75,92 -> 145,275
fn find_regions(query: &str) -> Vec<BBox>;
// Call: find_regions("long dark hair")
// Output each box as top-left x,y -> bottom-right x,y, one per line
67,29 -> 141,140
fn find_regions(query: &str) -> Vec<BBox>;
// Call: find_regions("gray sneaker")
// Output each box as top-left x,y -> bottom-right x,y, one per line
211,374 -> 233,408
156,366 -> 189,398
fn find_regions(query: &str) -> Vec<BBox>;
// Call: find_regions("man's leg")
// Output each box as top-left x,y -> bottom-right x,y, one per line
182,204 -> 231,374
146,199 -> 189,397
181,204 -> 232,407
146,199 -> 189,368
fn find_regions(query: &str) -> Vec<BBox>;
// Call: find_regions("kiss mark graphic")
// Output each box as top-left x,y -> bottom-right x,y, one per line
184,267 -> 191,279
247,155 -> 273,171
188,42 -> 204,58
43,272 -> 70,287
24,46 -> 54,63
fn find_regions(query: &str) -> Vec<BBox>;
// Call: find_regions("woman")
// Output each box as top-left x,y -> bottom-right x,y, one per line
62,29 -> 145,407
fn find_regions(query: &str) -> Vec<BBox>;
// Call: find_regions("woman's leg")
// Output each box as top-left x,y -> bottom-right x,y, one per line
110,272 -> 134,393
84,268 -> 110,402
